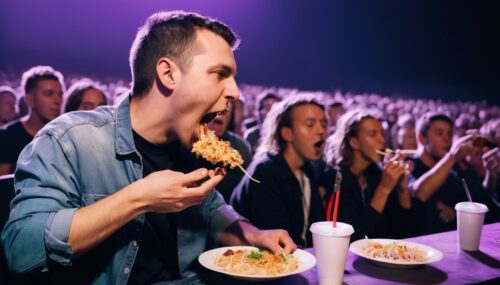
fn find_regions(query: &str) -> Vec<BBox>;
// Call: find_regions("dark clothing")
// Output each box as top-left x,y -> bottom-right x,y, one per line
321,164 -> 418,241
0,120 -> 33,165
456,166 -> 500,224
243,126 -> 261,154
409,158 -> 467,235
230,153 -> 325,248
129,131 -> 180,284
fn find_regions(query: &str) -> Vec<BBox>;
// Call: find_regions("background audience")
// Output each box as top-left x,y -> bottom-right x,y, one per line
0,66 -> 64,175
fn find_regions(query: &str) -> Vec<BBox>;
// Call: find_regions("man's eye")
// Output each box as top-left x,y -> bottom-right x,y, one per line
216,71 -> 227,79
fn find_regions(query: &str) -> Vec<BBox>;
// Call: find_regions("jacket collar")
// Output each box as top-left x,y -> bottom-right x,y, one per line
115,94 -> 137,155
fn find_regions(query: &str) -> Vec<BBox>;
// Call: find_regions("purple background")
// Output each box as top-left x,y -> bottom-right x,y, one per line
0,0 -> 499,104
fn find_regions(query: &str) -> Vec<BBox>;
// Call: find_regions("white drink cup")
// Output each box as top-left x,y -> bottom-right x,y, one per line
455,202 -> 489,251
310,221 -> 354,285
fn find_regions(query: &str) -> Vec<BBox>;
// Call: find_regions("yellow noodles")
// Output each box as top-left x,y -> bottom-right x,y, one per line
213,249 -> 299,276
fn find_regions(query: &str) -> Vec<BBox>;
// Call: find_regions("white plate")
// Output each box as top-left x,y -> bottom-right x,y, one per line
198,246 -> 316,281
349,239 -> 443,269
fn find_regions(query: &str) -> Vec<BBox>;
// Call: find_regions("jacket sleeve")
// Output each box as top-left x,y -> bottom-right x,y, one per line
1,133 -> 81,273
207,189 -> 246,247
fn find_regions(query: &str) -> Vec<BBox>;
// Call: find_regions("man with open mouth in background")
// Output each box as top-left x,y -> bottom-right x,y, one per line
231,94 -> 328,248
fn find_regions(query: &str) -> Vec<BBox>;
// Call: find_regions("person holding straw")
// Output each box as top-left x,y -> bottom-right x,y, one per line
321,109 -> 415,241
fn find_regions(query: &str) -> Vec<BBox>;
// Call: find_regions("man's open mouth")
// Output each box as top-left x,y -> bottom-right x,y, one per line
314,140 -> 325,152
200,112 -> 218,124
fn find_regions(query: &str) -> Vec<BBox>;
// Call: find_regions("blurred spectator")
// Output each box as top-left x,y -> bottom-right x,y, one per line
62,79 -> 108,112
456,139 -> 500,223
226,95 -> 246,137
231,94 -> 327,248
0,86 -> 17,126
391,114 -> 417,150
326,100 -> 345,134
0,66 -> 64,175
243,91 -> 281,152
410,113 -> 471,234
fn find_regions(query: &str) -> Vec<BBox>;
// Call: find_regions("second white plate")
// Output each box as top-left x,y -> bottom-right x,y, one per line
349,238 -> 443,269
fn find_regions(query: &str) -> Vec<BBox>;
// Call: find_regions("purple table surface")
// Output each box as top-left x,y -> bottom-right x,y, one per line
340,222 -> 500,285
201,222 -> 500,284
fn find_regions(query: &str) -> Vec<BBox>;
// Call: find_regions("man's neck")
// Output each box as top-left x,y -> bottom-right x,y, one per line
130,91 -> 176,145
21,114 -> 45,137
282,147 -> 305,175
419,150 -> 438,168
349,152 -> 370,176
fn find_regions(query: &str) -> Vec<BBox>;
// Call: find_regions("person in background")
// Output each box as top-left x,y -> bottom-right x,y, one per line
326,100 -> 345,135
231,94 -> 327,248
205,101 -> 252,202
0,86 -> 17,127
1,11 -> 295,285
410,113 -> 472,234
227,95 -> 246,137
62,79 -> 108,113
0,66 -> 64,175
243,91 -> 281,152
392,114 -> 417,150
321,109 -> 415,241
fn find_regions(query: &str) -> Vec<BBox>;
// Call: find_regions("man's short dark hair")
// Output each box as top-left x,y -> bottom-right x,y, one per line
21,66 -> 65,95
129,10 -> 240,95
416,112 -> 453,137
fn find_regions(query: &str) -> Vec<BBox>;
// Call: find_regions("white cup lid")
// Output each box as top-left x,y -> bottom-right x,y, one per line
310,221 -> 354,237
455,202 -> 489,213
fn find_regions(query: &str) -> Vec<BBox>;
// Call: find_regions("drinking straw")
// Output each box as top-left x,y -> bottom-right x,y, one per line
326,172 -> 342,223
332,172 -> 342,227
461,178 -> 473,203
333,188 -> 340,228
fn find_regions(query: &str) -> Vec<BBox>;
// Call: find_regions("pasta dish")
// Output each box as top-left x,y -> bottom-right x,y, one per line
213,249 -> 299,276
362,237 -> 427,262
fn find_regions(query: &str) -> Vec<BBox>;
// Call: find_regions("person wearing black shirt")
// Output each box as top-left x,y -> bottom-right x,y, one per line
0,66 -> 64,175
321,110 -> 414,241
410,113 -> 471,235
231,94 -> 327,248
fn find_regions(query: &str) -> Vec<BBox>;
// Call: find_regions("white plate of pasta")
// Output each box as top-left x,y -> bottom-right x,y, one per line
198,246 -> 316,281
349,238 -> 443,269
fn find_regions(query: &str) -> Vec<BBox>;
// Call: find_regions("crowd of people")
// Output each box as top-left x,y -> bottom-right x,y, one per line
0,10 -> 499,285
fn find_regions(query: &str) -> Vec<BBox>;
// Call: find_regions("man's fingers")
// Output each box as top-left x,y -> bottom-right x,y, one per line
189,174 -> 223,196
179,168 -> 209,185
279,234 -> 297,254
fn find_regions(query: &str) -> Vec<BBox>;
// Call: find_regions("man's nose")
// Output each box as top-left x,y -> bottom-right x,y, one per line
224,77 -> 240,101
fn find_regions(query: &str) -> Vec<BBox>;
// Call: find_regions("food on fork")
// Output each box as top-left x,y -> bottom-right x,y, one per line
192,124 -> 260,183
214,248 -> 299,276
376,148 -> 417,156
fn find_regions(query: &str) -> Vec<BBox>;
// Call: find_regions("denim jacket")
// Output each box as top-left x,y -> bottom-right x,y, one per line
1,96 -> 243,284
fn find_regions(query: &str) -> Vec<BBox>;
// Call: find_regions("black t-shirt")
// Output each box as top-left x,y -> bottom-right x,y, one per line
128,131 -> 181,284
0,120 -> 33,164
409,158 -> 467,235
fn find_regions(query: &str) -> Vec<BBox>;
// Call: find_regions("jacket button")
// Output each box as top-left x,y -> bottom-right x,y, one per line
124,267 -> 130,274
132,240 -> 137,246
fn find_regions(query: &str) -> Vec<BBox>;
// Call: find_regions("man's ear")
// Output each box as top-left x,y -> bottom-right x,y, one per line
348,137 -> 360,150
156,57 -> 177,90
417,133 -> 427,145
280,127 -> 294,143
24,92 -> 34,108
